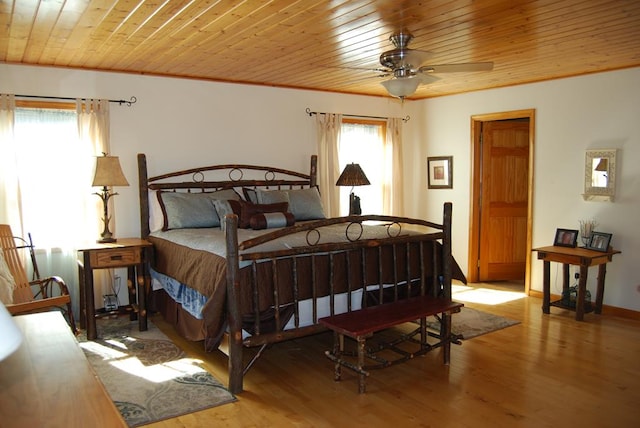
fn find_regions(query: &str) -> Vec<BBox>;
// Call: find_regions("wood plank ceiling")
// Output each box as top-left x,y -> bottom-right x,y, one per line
1,0 -> 639,100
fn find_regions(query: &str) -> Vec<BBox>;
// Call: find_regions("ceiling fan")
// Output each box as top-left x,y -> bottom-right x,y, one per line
377,31 -> 494,99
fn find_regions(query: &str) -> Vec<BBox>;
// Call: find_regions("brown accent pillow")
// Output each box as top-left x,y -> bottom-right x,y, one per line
228,200 -> 289,229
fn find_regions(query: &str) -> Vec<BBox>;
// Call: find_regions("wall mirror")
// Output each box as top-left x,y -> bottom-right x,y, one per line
583,149 -> 617,202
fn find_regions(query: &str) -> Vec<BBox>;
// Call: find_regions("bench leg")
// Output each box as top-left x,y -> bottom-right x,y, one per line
333,332 -> 343,381
441,312 -> 452,365
420,317 -> 427,349
357,335 -> 366,393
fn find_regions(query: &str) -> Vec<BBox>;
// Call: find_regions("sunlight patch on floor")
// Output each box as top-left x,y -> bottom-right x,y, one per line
110,356 -> 206,383
80,340 -> 128,359
452,284 -> 526,305
80,338 -> 206,383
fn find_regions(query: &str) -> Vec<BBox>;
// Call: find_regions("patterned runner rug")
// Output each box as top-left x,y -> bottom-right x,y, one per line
431,306 -> 520,339
78,316 -> 236,427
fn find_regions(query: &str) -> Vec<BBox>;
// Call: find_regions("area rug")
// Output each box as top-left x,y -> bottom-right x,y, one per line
78,317 -> 236,427
429,307 -> 520,340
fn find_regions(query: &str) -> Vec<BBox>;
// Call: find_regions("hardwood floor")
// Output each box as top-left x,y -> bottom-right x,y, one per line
146,283 -> 640,427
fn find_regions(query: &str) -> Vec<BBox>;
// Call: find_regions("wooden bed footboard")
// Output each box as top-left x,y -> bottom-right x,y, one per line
137,153 -> 462,395
223,203 -> 458,394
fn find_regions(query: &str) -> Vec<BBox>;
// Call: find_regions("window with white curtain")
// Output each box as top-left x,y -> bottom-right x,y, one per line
13,106 -> 94,248
338,119 -> 386,216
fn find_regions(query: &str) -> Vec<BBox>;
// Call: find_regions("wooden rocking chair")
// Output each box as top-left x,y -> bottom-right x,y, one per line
0,224 -> 77,333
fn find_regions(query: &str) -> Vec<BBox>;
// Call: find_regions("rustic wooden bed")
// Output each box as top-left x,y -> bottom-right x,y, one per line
137,153 -> 464,393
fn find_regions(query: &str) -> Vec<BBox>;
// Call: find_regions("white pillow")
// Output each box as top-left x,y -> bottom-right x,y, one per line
0,250 -> 15,304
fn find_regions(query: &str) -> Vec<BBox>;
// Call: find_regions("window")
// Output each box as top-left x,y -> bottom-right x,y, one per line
338,119 -> 386,216
1,98 -> 113,316
12,103 -> 95,249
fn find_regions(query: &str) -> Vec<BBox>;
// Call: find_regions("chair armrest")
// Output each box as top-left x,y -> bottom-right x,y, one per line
30,276 -> 70,299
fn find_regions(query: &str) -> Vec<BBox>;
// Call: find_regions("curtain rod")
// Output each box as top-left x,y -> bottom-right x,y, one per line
14,94 -> 137,106
305,108 -> 409,122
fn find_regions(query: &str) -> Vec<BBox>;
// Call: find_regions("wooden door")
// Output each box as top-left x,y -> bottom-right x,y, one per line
479,120 -> 529,280
468,110 -> 534,288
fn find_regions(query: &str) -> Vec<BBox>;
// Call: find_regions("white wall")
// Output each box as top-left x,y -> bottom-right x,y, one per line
412,67 -> 640,312
1,63 -> 638,312
0,64 -> 420,237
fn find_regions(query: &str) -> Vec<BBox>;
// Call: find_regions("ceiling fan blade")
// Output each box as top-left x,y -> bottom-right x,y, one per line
417,73 -> 440,85
420,62 -> 494,73
404,49 -> 432,67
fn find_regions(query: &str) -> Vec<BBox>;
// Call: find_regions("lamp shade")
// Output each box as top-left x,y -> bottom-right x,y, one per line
381,73 -> 439,98
336,163 -> 370,187
380,77 -> 421,98
0,302 -> 23,362
595,158 -> 608,171
92,155 -> 129,187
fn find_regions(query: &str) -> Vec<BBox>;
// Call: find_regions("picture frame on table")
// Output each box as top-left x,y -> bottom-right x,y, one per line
586,231 -> 612,252
553,228 -> 579,248
427,156 -> 453,189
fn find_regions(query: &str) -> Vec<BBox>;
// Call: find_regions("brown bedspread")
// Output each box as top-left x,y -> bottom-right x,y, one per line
149,235 -> 229,348
149,226 -> 467,351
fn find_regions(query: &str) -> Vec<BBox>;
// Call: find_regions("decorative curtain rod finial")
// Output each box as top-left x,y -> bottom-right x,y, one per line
118,96 -> 137,107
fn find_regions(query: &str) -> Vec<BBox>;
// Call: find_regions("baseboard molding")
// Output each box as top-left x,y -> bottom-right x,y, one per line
528,290 -> 640,320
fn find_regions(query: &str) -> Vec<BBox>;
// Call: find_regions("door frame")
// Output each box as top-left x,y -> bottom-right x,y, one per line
467,109 -> 536,293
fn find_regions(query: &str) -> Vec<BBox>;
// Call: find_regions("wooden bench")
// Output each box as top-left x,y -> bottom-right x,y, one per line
318,296 -> 464,393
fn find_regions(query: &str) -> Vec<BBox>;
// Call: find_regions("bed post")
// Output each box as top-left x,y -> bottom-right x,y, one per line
137,153 -> 150,238
224,214 -> 244,394
442,202 -> 453,301
441,202 -> 455,364
310,155 -> 318,188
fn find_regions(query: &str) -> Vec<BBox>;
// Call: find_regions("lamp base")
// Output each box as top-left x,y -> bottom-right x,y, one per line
95,186 -> 118,244
97,237 -> 117,244
349,193 -> 362,215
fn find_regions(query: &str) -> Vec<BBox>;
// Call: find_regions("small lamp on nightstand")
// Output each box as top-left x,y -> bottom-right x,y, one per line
92,153 -> 129,243
336,163 -> 370,215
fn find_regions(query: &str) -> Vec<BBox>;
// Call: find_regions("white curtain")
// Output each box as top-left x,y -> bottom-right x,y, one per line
77,99 -> 113,304
0,95 -> 21,231
383,117 -> 404,216
77,99 -> 111,240
315,113 -> 342,217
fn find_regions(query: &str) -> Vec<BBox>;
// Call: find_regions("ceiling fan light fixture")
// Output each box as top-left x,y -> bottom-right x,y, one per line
381,76 -> 421,98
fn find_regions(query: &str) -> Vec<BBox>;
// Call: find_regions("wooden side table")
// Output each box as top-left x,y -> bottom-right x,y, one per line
533,245 -> 621,321
77,238 -> 153,340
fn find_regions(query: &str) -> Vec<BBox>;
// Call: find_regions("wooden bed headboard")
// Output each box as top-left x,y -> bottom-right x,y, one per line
137,153 -> 318,238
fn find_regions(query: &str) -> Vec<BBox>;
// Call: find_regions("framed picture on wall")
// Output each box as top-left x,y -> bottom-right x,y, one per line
553,228 -> 579,247
427,156 -> 453,189
586,231 -> 612,252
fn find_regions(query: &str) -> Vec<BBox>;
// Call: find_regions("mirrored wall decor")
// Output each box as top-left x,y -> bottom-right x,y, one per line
583,149 -> 617,202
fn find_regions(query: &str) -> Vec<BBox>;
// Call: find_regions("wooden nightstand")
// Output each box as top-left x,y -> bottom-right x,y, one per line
77,238 -> 153,340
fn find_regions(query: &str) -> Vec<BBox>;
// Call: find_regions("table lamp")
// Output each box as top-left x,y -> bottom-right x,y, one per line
92,153 -> 129,243
336,163 -> 370,215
